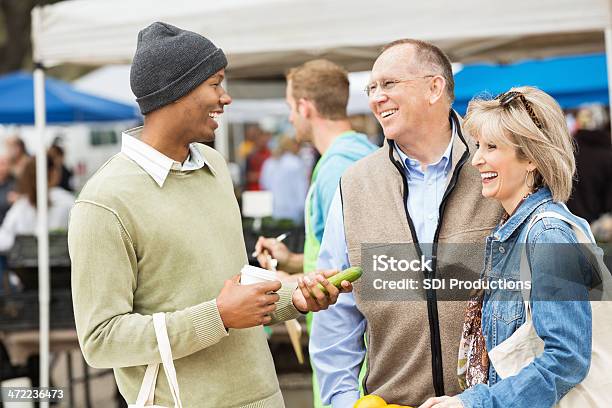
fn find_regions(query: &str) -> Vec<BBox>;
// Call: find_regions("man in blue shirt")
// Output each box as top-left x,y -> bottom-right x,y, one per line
310,40 -> 502,407
255,59 -> 378,408
260,136 -> 308,223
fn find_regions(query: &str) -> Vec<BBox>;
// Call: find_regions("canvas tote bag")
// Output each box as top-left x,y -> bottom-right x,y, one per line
488,209 -> 612,407
129,313 -> 183,408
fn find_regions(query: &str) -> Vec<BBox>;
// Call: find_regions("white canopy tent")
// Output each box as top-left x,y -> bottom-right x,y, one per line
30,0 -> 612,396
32,0 -> 610,74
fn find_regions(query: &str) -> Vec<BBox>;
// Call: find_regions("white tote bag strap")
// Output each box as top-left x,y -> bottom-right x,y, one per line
131,313 -> 181,407
523,209 -> 612,301
519,214 -> 539,302
521,210 -> 596,299
134,363 -> 160,406
529,210 -> 595,244
491,210 -> 589,378
152,313 -> 183,408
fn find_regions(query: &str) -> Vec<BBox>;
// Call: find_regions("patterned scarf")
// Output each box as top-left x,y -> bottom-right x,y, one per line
457,287 -> 489,389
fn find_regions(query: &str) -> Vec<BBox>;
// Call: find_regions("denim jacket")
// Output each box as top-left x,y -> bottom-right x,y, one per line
458,188 -> 592,408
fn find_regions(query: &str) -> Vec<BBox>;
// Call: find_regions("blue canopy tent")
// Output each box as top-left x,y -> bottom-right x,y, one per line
453,53 -> 609,115
0,71 -> 140,124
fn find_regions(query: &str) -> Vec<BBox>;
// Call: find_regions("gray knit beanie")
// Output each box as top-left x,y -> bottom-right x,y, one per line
130,22 -> 227,114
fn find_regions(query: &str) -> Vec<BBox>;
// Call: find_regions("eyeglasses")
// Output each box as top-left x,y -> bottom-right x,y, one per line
495,91 -> 543,130
364,75 -> 435,97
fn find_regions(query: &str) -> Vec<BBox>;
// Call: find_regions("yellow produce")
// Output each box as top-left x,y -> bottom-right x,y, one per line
354,394 -> 388,407
353,394 -> 414,408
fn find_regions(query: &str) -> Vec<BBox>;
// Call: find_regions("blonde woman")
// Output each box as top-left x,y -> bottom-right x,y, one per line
420,87 -> 593,408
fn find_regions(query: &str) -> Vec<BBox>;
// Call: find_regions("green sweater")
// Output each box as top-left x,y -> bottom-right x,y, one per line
68,144 -> 299,407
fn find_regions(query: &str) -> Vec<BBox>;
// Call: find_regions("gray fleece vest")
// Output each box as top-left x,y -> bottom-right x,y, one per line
340,112 -> 503,405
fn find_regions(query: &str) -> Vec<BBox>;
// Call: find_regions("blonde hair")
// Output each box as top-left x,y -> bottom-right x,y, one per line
272,135 -> 299,158
286,59 -> 349,120
464,86 -> 575,202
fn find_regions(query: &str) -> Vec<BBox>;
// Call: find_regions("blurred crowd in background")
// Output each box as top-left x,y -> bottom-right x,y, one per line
0,135 -> 75,293
0,100 -> 610,255
227,115 -> 382,224
565,105 -> 612,242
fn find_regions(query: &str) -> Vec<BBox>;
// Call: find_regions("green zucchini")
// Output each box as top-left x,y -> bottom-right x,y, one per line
316,266 -> 363,294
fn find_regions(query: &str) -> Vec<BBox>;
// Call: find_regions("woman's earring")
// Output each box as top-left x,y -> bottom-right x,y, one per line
524,170 -> 535,190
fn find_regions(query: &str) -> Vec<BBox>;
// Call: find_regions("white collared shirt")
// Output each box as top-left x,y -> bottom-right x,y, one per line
121,126 -> 215,187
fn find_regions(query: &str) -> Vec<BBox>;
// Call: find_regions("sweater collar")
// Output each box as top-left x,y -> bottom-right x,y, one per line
121,126 -> 215,187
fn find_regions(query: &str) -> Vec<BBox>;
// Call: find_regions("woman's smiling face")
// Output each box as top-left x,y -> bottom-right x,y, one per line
471,131 -> 536,214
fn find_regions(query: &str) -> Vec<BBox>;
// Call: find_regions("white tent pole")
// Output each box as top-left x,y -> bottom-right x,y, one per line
216,79 -> 229,159
34,66 -> 50,407
216,115 -> 229,160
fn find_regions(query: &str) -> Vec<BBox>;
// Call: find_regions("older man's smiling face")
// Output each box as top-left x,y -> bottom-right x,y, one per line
368,45 -> 435,143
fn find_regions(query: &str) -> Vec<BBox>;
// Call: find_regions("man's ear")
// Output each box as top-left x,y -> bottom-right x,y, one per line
429,76 -> 446,105
298,98 -> 313,118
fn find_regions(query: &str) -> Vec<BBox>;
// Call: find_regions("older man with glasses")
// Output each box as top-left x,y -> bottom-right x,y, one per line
309,39 -> 503,407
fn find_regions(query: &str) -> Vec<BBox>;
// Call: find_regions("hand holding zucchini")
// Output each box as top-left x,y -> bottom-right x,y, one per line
316,266 -> 362,294
293,267 -> 360,312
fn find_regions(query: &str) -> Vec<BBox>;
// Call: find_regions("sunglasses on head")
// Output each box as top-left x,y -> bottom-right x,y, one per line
495,91 -> 543,130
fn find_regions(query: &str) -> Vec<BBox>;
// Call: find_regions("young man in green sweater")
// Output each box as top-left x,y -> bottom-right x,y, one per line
68,22 -> 351,408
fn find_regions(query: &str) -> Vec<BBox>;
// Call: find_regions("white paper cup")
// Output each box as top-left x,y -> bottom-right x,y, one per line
240,265 -> 279,285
